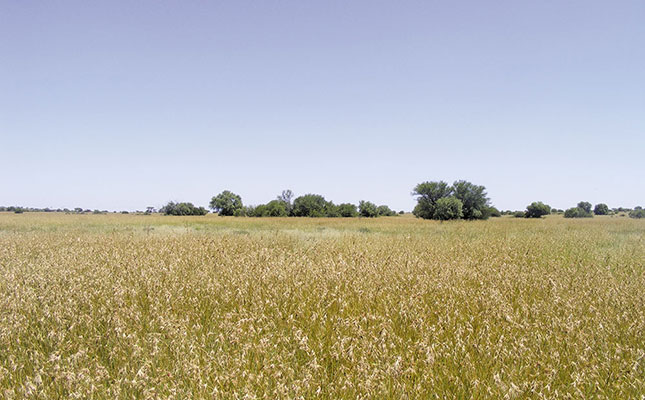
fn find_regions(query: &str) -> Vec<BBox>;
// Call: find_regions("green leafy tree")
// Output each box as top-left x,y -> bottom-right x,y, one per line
593,203 -> 609,215
359,200 -> 378,218
337,203 -> 358,217
432,197 -> 463,220
577,201 -> 592,214
412,181 -> 452,219
292,194 -> 329,217
263,200 -> 288,217
377,205 -> 396,216
451,180 -> 490,220
525,201 -> 551,218
209,191 -> 243,216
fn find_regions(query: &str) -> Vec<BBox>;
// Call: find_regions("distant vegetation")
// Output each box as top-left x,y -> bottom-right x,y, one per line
2,186 -> 642,220
524,202 -> 551,218
412,180 -> 495,220
159,202 -> 208,216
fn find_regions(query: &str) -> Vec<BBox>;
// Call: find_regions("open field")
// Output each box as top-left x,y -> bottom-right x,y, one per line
1,213 -> 644,398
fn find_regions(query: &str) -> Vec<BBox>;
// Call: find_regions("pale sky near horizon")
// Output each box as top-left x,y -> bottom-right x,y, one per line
1,1 -> 644,212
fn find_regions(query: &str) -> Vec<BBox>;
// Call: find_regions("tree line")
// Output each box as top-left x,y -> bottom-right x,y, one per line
200,190 -> 399,218
3,180 -> 643,219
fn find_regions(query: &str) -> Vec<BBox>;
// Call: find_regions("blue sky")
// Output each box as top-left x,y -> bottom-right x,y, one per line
1,1 -> 644,211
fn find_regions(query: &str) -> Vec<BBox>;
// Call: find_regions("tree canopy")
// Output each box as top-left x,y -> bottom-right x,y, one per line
413,180 -> 491,220
209,191 -> 243,216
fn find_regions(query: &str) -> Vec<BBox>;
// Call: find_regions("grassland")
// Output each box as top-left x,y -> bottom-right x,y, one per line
0,212 -> 644,398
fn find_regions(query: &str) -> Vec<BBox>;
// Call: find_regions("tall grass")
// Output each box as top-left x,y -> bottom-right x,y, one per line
1,213 -> 643,398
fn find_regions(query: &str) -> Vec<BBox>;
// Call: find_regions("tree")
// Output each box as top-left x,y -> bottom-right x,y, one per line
160,201 -> 208,216
292,194 -> 329,217
337,203 -> 358,217
577,201 -> 592,214
263,200 -> 288,217
358,200 -> 378,218
594,203 -> 609,215
412,181 -> 452,219
487,207 -> 501,217
451,180 -> 490,220
433,197 -> 463,220
377,205 -> 396,216
525,201 -> 551,218
277,190 -> 294,215
210,191 -> 243,216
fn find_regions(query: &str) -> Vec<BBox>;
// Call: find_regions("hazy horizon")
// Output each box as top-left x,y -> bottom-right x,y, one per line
2,1 -> 644,212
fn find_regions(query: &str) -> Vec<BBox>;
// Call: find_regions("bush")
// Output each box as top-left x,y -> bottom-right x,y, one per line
594,203 -> 609,215
210,191 -> 243,216
432,197 -> 463,220
629,209 -> 645,219
525,202 -> 551,218
358,201 -> 378,218
160,202 -> 208,216
513,211 -> 525,218
564,207 -> 593,218
487,207 -> 501,217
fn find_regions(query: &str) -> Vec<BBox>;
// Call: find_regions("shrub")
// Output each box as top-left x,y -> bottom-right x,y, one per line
210,191 -> 243,216
525,202 -> 551,218
564,207 -> 593,218
487,207 -> 501,217
513,211 -> 526,218
629,209 -> 645,219
593,203 -> 609,215
160,202 -> 208,216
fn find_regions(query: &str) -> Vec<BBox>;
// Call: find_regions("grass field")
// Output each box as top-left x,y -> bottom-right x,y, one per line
1,213 -> 644,398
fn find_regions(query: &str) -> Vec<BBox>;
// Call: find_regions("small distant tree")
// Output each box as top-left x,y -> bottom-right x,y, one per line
358,200 -> 378,218
525,202 -> 551,218
210,191 -> 243,216
577,201 -> 592,214
432,197 -> 463,221
594,203 -> 609,215
513,211 -> 526,218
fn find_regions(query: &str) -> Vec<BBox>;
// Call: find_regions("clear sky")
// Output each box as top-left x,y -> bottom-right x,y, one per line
2,1 -> 644,212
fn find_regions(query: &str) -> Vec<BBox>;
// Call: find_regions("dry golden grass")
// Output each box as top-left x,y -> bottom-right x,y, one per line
0,213 -> 644,398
